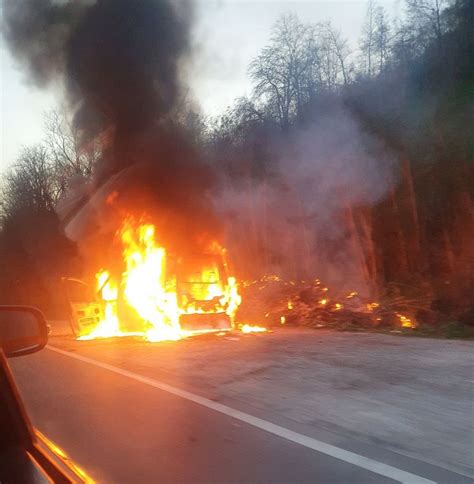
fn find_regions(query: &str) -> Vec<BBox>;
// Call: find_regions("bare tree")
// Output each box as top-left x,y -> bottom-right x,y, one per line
43,108 -> 100,190
390,19 -> 420,67
405,0 -> 450,49
248,13 -> 340,128
374,6 -> 392,73
249,14 -> 349,128
2,145 -> 61,216
318,22 -> 352,86
249,13 -> 313,128
390,0 -> 452,68
1,107 -> 101,225
359,0 -> 377,77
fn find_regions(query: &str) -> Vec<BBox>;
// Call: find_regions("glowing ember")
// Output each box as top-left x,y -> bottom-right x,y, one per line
334,303 -> 343,310
262,275 -> 282,282
77,218 -> 243,342
280,316 -> 286,324
320,298 -> 328,306
397,313 -> 415,328
240,324 -> 267,333
366,302 -> 380,312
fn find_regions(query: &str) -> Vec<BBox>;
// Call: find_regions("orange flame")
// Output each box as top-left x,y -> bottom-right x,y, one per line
78,270 -> 124,340
397,313 -> 415,328
366,302 -> 379,312
78,219 -> 244,341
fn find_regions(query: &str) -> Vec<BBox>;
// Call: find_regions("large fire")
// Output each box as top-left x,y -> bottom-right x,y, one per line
75,219 -> 416,342
78,219 -> 250,341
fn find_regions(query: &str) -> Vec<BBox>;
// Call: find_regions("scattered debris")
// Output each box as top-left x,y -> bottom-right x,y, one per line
238,276 -> 428,333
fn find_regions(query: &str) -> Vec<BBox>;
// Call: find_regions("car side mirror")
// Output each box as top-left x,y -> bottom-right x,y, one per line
0,306 -> 48,357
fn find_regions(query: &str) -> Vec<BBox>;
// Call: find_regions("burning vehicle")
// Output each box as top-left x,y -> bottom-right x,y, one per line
54,158 -> 270,342
175,253 -> 239,332
62,217 -> 241,341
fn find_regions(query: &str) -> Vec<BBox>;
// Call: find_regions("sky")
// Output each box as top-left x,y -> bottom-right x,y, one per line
0,0 -> 399,173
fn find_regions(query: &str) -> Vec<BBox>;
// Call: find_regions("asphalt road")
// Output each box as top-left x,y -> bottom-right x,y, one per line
9,326 -> 474,483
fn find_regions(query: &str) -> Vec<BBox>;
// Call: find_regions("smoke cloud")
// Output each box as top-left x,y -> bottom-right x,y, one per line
3,2 -> 396,295
3,0 -> 194,174
217,103 -> 396,295
2,0 -> 89,87
2,0 -> 221,258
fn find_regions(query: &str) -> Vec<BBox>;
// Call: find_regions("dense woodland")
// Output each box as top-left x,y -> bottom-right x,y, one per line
1,0 -> 472,328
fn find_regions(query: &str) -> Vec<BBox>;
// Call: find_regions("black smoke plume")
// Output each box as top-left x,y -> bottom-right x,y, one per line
3,0 -> 194,178
3,0 -> 221,259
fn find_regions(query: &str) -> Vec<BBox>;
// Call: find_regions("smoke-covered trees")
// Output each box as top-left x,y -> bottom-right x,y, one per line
0,109 -> 93,314
44,109 -> 99,184
210,0 -> 473,324
359,0 -> 377,77
248,13 -> 314,128
0,0 -> 471,325
405,0 -> 448,48
1,109 -> 98,222
373,6 -> 391,73
359,1 -> 392,77
319,22 -> 352,86
2,145 -> 61,216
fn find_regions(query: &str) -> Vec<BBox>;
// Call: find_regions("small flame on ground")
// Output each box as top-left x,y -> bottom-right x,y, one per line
397,313 -> 415,328
366,302 -> 380,312
280,316 -> 286,324
261,275 -> 282,282
240,324 -> 267,333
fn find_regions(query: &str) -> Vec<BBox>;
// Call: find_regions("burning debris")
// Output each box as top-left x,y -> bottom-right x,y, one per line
238,276 -> 419,332
240,324 -> 267,334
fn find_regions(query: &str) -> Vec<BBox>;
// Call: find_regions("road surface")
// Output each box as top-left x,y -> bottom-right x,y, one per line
9,326 -> 474,483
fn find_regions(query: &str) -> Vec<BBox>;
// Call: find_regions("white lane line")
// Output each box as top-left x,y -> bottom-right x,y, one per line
46,345 -> 435,484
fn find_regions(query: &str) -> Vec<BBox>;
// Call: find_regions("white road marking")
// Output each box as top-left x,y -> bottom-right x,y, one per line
47,345 -> 436,484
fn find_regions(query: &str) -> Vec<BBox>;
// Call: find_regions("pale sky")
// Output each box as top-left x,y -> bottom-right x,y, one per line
0,0 -> 399,172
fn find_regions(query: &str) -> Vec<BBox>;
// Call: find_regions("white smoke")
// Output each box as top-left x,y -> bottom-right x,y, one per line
216,104 -> 397,296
